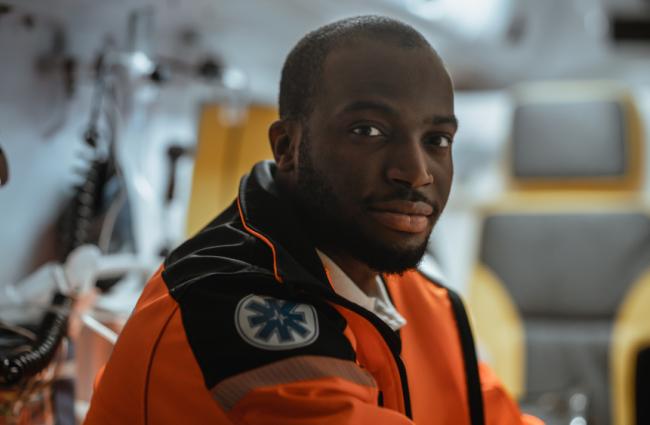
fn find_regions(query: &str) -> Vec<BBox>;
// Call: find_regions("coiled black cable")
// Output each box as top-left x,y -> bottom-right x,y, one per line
58,158 -> 109,260
0,293 -> 72,386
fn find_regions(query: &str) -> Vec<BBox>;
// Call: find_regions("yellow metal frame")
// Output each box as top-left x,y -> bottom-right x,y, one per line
467,264 -> 525,399
611,269 -> 650,425
186,104 -> 278,236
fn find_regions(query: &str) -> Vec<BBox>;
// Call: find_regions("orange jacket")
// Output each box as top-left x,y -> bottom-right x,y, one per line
85,161 -> 542,425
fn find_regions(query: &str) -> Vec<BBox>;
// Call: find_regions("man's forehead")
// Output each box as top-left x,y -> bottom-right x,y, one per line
323,35 -> 442,70
321,38 -> 448,89
316,39 -> 453,117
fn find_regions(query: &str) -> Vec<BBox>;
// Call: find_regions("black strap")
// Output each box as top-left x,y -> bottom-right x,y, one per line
446,289 -> 486,425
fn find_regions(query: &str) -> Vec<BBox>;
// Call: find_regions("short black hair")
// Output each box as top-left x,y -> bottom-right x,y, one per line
279,15 -> 434,122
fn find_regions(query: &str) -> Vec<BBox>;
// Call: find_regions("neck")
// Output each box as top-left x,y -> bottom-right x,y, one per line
275,181 -> 379,293
318,246 -> 377,294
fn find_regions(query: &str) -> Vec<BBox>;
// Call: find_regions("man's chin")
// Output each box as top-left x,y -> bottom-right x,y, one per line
348,233 -> 430,275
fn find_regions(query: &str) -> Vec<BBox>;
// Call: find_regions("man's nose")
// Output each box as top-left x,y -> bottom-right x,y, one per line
386,139 -> 434,189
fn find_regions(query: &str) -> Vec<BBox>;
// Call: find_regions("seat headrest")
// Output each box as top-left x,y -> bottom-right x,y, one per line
480,210 -> 650,318
509,82 -> 643,191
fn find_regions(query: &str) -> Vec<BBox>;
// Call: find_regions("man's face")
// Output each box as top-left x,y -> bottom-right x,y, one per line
291,38 -> 456,273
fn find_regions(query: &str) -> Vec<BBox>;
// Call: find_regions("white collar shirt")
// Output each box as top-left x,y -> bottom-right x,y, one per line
316,250 -> 407,331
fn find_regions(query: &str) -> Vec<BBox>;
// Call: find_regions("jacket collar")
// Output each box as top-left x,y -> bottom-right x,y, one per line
237,161 -> 404,356
237,160 -> 334,292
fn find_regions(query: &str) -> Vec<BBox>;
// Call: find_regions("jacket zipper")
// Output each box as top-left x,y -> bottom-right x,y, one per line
305,289 -> 413,419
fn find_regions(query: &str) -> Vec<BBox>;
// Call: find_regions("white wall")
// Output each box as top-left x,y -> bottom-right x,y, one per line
0,11 -> 209,295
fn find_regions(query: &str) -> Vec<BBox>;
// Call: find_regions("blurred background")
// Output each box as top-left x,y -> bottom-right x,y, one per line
1,0 -> 650,424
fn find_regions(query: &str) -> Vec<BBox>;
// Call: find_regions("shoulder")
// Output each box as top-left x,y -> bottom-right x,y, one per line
391,268 -> 458,300
386,269 -> 470,325
165,273 -> 355,389
156,204 -> 355,390
412,268 -> 469,314
162,201 -> 276,298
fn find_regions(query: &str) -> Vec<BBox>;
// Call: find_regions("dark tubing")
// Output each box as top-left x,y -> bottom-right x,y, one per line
0,293 -> 72,386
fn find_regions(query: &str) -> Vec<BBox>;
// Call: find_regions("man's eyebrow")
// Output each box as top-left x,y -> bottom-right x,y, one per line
430,115 -> 459,130
338,100 -> 459,130
339,100 -> 398,116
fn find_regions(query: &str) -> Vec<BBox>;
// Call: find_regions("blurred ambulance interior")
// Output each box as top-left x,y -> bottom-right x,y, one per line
1,0 -> 650,424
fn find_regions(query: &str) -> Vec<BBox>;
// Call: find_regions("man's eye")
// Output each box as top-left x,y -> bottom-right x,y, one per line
426,135 -> 452,148
351,125 -> 383,137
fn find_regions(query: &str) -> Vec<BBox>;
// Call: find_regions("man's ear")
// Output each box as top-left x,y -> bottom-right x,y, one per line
269,119 -> 301,172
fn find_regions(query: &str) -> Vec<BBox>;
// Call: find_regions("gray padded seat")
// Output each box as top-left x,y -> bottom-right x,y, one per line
470,83 -> 647,425
480,212 -> 650,424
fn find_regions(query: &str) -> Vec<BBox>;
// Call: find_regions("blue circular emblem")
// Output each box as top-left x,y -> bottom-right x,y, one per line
235,294 -> 319,350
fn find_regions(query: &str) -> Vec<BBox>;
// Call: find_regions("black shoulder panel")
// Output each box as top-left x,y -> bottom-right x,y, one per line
173,274 -> 355,389
161,180 -> 356,391
162,202 -> 276,298
160,200 -> 354,389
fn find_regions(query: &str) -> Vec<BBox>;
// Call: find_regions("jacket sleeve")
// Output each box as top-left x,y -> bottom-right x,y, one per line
216,356 -> 414,425
479,363 -> 545,425
170,275 -> 415,425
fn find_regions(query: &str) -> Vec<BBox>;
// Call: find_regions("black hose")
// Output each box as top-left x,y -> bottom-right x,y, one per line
58,159 -> 108,260
0,293 -> 72,386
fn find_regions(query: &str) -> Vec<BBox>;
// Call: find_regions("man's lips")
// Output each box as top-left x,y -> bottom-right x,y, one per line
367,200 -> 434,233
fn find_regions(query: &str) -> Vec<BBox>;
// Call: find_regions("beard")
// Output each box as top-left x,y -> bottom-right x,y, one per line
290,130 -> 431,274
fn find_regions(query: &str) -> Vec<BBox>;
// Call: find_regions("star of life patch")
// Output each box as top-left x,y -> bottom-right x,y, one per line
235,294 -> 319,350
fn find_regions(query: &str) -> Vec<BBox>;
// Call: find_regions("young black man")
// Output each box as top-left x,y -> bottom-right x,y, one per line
85,15 -> 543,425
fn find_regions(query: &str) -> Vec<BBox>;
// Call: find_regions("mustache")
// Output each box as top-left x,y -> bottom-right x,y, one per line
365,188 -> 435,208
